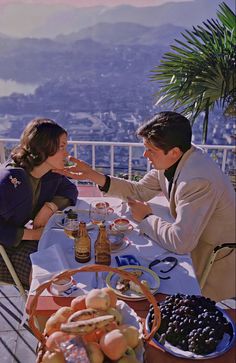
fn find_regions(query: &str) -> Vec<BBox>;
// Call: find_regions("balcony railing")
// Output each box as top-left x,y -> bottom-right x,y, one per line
0,138 -> 235,181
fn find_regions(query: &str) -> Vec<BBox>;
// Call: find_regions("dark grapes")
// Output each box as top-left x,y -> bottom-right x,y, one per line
148,294 -> 232,355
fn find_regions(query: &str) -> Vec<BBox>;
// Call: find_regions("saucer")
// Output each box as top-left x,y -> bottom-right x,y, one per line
56,219 -> 95,231
109,234 -> 131,252
110,223 -> 134,233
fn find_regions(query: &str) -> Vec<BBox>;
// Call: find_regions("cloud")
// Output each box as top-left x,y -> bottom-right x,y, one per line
0,0 -> 190,7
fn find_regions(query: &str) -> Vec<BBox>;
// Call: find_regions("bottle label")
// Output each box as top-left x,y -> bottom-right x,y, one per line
75,237 -> 91,263
75,250 -> 91,263
95,253 -> 111,265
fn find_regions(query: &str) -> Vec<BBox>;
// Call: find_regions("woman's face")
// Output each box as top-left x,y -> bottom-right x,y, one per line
45,133 -> 68,170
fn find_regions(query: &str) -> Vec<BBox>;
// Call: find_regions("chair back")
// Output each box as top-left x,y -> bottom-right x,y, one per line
200,243 -> 236,289
0,244 -> 27,301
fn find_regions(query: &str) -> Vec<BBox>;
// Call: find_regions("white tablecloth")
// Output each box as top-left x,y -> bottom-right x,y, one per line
30,196 -> 201,297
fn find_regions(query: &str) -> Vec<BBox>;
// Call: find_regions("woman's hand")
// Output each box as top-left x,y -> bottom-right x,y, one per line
127,197 -> 153,222
23,227 -> 44,241
53,156 -> 106,186
33,204 -> 55,228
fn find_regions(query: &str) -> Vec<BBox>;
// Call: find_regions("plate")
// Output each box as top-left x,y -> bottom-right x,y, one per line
106,265 -> 160,301
145,305 -> 236,360
55,218 -> 95,231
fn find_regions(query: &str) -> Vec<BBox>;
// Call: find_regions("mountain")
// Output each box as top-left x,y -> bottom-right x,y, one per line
56,22 -> 150,44
0,0 -> 234,38
99,0 -> 234,29
0,34 -> 165,83
0,19 -> 186,83
56,22 -> 186,46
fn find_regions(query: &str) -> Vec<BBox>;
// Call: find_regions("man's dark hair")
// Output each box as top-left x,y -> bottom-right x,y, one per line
137,111 -> 192,154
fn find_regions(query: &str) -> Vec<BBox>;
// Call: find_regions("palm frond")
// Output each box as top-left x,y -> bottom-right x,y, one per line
150,2 -> 236,142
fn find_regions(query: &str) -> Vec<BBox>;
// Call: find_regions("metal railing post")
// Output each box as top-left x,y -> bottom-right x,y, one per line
0,141 -> 6,164
110,145 -> 114,177
0,138 -> 235,180
92,144 -> 96,170
221,149 -> 227,173
128,145 -> 132,180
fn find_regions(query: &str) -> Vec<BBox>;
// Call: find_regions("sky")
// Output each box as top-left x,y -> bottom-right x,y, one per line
0,0 -> 192,7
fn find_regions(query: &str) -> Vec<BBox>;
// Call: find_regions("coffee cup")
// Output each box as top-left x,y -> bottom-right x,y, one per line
113,218 -> 130,231
51,276 -> 73,293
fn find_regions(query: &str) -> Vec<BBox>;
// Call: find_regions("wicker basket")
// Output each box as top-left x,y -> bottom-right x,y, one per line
28,264 -> 162,362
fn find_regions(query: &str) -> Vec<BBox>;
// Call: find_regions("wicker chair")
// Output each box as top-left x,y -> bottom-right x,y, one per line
0,244 -> 27,301
200,243 -> 236,289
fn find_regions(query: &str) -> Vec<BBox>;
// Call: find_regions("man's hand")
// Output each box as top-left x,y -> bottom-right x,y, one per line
53,157 -> 93,180
33,204 -> 54,228
53,156 -> 106,186
127,197 -> 153,222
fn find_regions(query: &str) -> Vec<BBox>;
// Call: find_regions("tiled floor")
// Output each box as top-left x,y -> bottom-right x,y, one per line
0,285 -> 37,363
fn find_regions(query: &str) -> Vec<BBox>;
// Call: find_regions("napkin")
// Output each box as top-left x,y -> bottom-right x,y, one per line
30,243 -> 70,278
115,254 -> 141,267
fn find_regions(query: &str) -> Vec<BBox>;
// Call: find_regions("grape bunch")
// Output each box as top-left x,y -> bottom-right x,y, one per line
148,294 -> 233,355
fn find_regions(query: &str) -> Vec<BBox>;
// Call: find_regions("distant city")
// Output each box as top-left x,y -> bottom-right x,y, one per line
0,0 -> 235,176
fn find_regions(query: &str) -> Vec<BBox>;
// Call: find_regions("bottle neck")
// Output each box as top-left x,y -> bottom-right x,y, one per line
97,226 -> 108,239
79,223 -> 88,237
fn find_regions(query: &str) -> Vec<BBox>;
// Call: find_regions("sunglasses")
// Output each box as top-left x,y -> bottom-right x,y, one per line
148,256 -> 178,279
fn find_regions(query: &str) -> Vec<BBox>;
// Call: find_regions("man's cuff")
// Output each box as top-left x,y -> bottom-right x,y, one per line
98,175 -> 111,193
142,213 -> 153,220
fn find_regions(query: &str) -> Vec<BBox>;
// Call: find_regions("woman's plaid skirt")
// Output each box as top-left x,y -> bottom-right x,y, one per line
0,240 -> 38,290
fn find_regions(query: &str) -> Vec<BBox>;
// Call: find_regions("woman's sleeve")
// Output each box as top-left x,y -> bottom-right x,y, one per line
54,176 -> 78,206
0,167 -> 27,247
51,195 -> 71,210
0,216 -> 24,247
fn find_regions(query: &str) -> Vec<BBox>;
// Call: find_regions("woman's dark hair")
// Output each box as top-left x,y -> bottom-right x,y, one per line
11,118 -> 67,171
137,111 -> 192,154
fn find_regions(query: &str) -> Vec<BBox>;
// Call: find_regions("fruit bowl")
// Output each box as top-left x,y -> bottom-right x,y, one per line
146,294 -> 236,359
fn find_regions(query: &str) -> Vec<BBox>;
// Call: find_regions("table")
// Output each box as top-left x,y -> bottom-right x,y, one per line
26,195 -> 236,362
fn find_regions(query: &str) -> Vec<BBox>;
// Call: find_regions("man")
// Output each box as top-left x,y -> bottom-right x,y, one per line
55,111 -> 235,301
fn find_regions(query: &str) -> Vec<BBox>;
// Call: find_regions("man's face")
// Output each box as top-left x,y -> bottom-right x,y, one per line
143,138 -> 179,170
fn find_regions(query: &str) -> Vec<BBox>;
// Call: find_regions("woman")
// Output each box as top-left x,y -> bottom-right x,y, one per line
0,118 -> 78,289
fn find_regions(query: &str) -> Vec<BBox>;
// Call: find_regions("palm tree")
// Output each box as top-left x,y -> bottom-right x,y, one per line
151,2 -> 236,143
